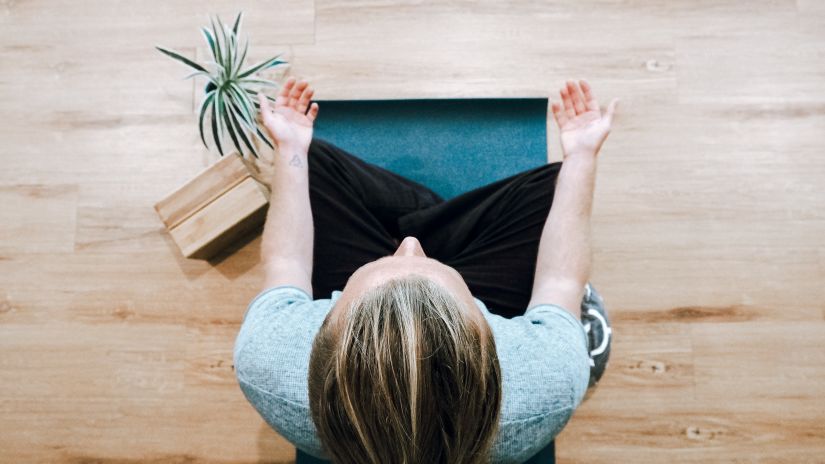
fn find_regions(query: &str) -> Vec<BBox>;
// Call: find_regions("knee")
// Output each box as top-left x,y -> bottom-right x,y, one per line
307,138 -> 332,171
525,162 -> 562,187
308,137 -> 349,170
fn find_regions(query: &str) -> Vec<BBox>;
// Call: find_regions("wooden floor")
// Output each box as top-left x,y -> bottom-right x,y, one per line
2,1 -> 824,462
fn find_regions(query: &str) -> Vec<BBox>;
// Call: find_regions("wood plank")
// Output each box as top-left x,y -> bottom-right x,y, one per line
0,184 -> 78,253
0,0 -> 314,49
288,0 -> 678,100
673,1 -> 825,104
691,322 -> 825,405
169,176 -> 269,259
559,407 -> 825,463
2,0 -> 825,462
578,322 -> 695,406
0,251 -> 263,326
155,154 -> 252,230
0,322 -> 290,463
589,101 -> 825,322
74,181 -> 179,255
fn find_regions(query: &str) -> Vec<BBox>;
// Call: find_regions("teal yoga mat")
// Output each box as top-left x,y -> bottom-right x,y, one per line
312,98 -> 549,200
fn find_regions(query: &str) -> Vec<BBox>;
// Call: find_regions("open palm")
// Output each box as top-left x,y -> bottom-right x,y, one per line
551,80 -> 618,159
258,76 -> 319,152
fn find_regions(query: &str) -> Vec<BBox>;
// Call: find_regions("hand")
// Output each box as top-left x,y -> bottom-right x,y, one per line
258,76 -> 320,154
242,78 -> 319,189
551,80 -> 618,159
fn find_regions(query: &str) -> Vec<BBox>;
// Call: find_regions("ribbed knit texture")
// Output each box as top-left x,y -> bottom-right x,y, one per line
234,286 -> 590,464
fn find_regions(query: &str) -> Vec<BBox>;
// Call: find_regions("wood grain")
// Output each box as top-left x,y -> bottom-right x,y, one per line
1,0 -> 824,462
155,154 -> 253,230
169,176 -> 269,259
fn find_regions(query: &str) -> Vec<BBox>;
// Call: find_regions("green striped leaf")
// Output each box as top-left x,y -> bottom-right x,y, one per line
215,17 -> 232,81
211,89 -> 225,156
155,46 -> 206,72
226,84 -> 255,124
198,91 -> 216,148
257,127 -> 274,148
226,26 -> 237,77
234,39 -> 248,78
201,27 -> 217,61
239,78 -> 279,87
236,100 -> 266,154
228,102 -> 257,157
221,97 -> 243,156
237,87 -> 274,148
231,87 -> 265,152
232,12 -> 243,35
183,71 -> 211,81
209,17 -> 224,75
203,60 -> 226,80
236,87 -> 274,148
237,56 -> 284,79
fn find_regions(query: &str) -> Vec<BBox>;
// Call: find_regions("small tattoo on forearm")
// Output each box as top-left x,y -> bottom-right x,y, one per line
289,153 -> 304,168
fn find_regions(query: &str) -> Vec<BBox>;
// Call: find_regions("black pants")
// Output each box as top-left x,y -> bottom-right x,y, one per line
307,137 -> 560,319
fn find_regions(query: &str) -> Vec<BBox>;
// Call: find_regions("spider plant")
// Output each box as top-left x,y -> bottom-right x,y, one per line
156,12 -> 285,158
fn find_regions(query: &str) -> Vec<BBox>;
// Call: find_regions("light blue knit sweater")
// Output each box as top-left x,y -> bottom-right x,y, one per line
234,286 -> 590,464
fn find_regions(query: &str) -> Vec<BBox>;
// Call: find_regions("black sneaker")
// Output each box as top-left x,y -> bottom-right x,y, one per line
581,283 -> 612,388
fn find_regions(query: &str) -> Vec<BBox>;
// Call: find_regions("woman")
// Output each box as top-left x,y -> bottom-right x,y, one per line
234,77 -> 617,463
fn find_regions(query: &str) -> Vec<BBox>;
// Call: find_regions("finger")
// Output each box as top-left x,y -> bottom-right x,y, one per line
567,80 -> 586,115
560,88 -> 576,119
276,76 -> 296,106
297,86 -> 314,114
605,98 -> 619,126
288,80 -> 308,109
580,80 -> 600,112
551,101 -> 568,127
306,102 -> 319,123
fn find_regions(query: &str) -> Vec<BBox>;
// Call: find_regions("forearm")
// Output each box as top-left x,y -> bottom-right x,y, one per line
260,144 -> 314,283
530,155 -> 597,314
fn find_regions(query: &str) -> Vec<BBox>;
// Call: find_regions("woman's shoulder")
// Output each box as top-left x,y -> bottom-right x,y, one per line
234,287 -> 335,459
234,286 -> 335,407
482,305 -> 591,462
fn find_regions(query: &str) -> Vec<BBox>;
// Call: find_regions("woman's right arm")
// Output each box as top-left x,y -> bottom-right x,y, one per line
527,80 -> 618,317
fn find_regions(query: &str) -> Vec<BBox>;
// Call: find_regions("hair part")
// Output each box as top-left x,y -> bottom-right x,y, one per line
308,274 -> 502,464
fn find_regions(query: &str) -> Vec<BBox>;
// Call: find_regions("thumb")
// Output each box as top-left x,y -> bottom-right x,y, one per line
253,130 -> 277,162
604,98 -> 619,126
257,92 -> 278,141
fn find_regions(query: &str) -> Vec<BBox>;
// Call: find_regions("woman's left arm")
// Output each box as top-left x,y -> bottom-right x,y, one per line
256,77 -> 320,296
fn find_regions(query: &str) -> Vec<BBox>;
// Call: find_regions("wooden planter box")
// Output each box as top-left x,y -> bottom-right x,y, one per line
155,154 -> 269,259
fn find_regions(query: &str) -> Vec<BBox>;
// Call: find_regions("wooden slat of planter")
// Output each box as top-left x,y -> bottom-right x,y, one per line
154,155 -> 251,230
168,176 -> 269,259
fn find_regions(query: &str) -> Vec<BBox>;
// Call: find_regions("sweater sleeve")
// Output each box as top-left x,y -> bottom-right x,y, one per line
523,303 -> 591,407
233,285 -> 330,459
487,303 -> 591,463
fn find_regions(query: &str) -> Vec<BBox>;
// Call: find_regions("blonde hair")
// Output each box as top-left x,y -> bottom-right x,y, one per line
308,274 -> 502,464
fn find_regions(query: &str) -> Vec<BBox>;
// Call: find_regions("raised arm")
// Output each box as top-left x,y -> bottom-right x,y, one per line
527,80 -> 618,317
256,77 -> 320,296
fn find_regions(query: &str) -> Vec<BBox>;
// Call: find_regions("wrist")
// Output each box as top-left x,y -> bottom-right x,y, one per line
274,143 -> 309,169
276,142 -> 308,157
562,152 -> 598,169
